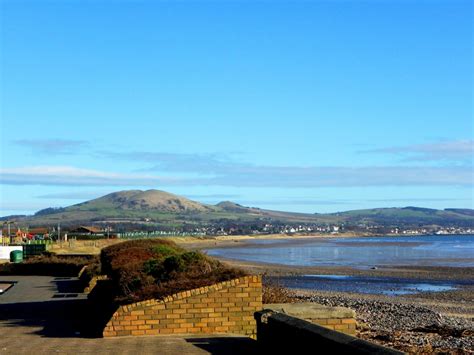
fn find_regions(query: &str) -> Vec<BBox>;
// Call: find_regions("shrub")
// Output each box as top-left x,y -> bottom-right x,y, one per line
152,244 -> 181,258
0,255 -> 96,277
100,238 -> 247,303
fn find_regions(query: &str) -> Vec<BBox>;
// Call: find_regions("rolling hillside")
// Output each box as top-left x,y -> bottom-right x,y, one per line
3,189 -> 473,229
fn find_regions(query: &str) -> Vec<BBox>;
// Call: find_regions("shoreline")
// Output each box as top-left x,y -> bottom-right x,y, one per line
181,235 -> 474,353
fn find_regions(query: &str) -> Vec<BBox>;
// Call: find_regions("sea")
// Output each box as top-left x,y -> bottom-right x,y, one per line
206,234 -> 474,296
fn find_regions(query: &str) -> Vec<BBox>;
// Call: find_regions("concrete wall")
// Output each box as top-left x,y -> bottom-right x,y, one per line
255,310 -> 403,354
265,303 -> 357,335
0,246 -> 22,260
103,276 -> 262,338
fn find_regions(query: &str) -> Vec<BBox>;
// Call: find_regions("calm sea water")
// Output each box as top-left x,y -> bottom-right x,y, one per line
206,234 -> 474,268
267,274 -> 473,296
207,235 -> 474,295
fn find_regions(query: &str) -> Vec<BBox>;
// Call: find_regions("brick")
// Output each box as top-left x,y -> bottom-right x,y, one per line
131,320 -> 145,325
327,319 -> 341,325
116,330 -> 132,337
123,325 -> 138,330
165,304 -> 180,310
208,322 -> 223,327
131,330 -> 145,336
313,319 -> 328,325
201,327 -> 214,333
215,326 -> 229,332
159,329 -> 173,334
145,320 -> 160,325
187,327 -> 202,333
243,306 -> 257,312
334,324 -> 348,330
166,314 -> 180,319
208,312 -> 222,318
145,329 -> 160,335
172,308 -> 187,314
200,308 -> 214,313
182,313 -> 197,320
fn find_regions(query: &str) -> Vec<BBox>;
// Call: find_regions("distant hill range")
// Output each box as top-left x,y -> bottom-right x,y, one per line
1,189 -> 473,229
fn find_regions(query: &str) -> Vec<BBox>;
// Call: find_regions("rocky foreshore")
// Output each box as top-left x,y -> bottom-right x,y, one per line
295,290 -> 474,354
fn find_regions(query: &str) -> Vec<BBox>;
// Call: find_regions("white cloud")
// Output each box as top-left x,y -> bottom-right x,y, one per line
362,139 -> 474,162
13,139 -> 89,154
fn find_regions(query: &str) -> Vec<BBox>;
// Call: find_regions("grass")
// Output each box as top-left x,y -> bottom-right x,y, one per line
100,239 -> 247,303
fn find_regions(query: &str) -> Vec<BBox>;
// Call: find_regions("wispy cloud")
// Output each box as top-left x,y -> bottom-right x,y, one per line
98,151 -> 235,174
100,150 -> 473,187
185,194 -> 241,200
35,191 -> 112,200
366,198 -> 471,203
13,139 -> 89,155
361,139 -> 474,162
1,162 -> 470,188
0,166 -> 180,186
237,199 -> 351,206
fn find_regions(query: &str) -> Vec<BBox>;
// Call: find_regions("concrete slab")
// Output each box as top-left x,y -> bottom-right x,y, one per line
265,302 -> 356,319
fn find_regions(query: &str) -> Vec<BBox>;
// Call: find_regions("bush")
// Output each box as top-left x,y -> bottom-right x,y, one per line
100,238 -> 247,303
0,255 -> 96,277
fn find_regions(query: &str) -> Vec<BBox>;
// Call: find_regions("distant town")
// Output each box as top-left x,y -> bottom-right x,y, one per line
1,221 -> 473,245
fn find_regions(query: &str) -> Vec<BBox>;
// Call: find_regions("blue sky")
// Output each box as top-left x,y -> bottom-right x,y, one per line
1,0 -> 473,216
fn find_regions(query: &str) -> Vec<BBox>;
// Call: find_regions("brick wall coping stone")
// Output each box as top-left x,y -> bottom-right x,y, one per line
265,302 -> 355,319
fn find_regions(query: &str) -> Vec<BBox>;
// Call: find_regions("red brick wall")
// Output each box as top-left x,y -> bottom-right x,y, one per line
103,276 -> 262,338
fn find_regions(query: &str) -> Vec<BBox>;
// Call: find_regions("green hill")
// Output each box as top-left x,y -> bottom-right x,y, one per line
4,189 -> 473,229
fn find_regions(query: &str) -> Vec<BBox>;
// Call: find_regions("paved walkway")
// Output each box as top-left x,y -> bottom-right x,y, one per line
0,276 -> 258,354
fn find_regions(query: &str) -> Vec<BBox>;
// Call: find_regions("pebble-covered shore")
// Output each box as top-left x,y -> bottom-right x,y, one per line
201,237 -> 474,353
295,290 -> 474,354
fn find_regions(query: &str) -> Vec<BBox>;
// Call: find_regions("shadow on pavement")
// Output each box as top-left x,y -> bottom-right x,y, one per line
185,337 -> 259,355
0,278 -> 113,338
0,298 -> 89,337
